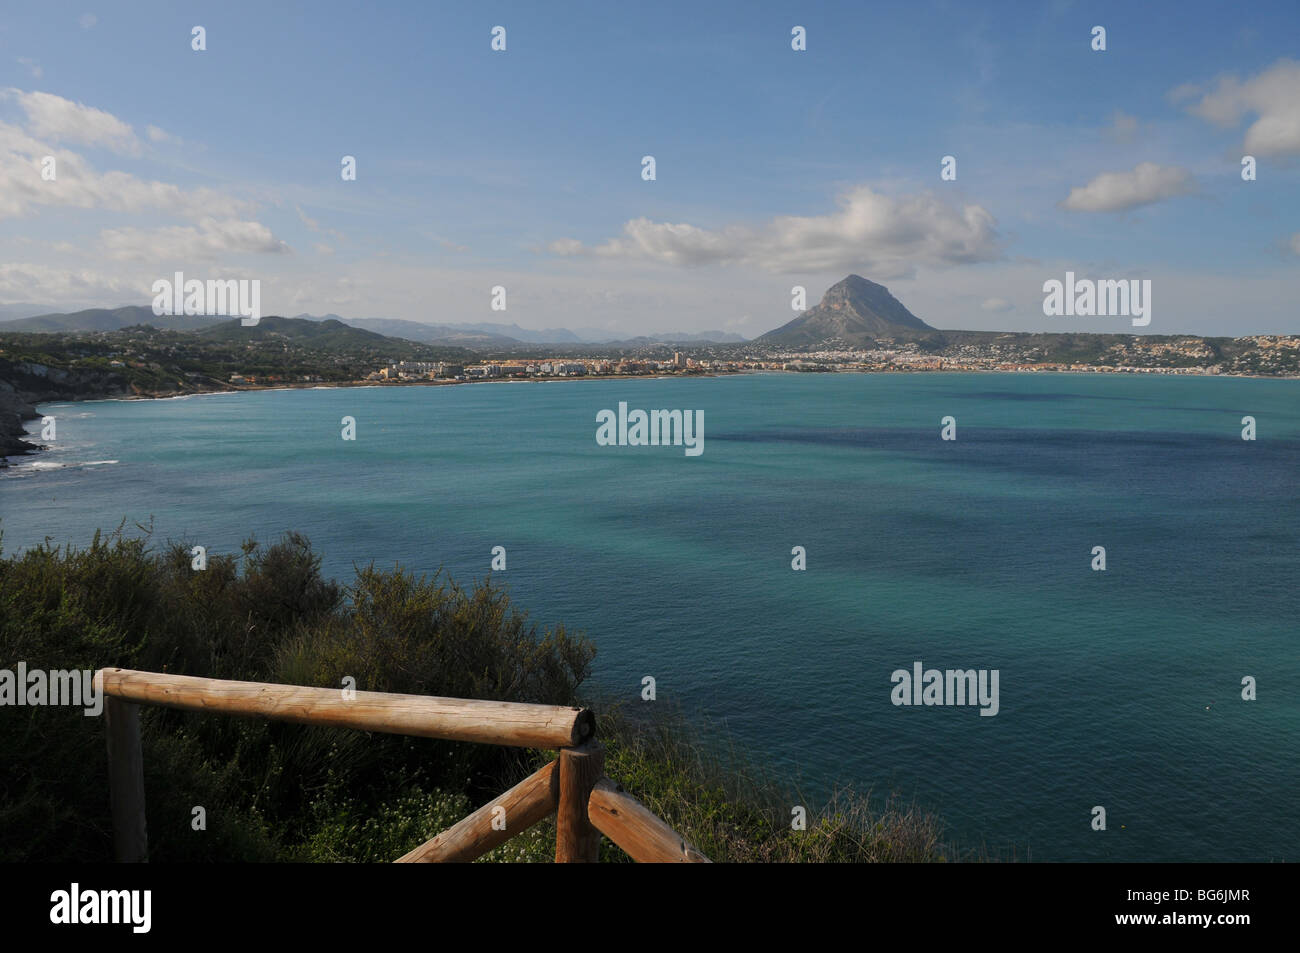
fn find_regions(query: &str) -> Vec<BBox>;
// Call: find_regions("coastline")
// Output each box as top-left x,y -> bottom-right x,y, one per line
4,366 -> 1296,470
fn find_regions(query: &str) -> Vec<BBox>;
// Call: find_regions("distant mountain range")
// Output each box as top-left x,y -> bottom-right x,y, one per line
0,306 -> 225,333
0,277 -> 926,348
291,315 -> 580,346
0,305 -> 746,346
0,303 -> 56,323
289,315 -> 747,346
756,275 -> 933,347
1,310 -> 469,355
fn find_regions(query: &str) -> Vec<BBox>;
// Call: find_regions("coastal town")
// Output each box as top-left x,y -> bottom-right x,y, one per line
363,334 -> 1300,385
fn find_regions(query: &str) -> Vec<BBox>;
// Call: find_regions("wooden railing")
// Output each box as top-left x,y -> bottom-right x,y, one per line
96,668 -> 710,864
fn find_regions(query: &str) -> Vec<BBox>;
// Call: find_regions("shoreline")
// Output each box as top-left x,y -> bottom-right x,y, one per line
26,363 -> 1300,406
28,363 -> 1300,403
4,366 -> 1297,469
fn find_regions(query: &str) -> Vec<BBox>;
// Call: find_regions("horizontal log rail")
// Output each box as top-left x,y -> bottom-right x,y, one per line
98,668 -> 593,748
97,668 -> 709,864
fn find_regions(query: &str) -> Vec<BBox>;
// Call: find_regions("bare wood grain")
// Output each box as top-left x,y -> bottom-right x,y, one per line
98,668 -> 593,749
588,777 -> 710,863
556,743 -> 604,862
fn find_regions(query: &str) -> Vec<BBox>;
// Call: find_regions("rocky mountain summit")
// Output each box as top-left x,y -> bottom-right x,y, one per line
757,275 -> 932,347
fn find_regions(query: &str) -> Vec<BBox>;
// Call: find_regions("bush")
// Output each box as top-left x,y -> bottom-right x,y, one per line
0,525 -> 593,861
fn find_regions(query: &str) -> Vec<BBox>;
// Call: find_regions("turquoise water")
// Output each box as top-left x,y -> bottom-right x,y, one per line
3,372 -> 1297,861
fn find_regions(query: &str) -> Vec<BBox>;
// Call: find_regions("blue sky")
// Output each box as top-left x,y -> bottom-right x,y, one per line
1,0 -> 1298,336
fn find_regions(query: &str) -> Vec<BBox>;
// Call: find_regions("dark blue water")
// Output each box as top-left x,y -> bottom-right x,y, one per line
3,372 -> 1296,860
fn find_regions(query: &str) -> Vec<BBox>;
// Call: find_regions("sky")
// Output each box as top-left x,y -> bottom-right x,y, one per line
1,0 -> 1298,338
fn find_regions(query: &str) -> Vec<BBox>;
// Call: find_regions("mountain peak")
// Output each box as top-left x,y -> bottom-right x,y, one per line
833,273 -> 877,289
756,275 -> 933,347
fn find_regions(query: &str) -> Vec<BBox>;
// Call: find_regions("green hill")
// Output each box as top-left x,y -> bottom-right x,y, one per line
197,315 -> 393,348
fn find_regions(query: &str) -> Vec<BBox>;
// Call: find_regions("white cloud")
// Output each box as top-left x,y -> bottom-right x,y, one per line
1060,162 -> 1195,213
547,185 -> 1000,276
98,218 -> 291,261
16,59 -> 42,80
980,297 -> 1013,312
0,261 -> 138,304
0,93 -> 241,223
0,120 -> 252,221
1184,58 -> 1300,157
79,13 -> 98,30
5,88 -> 141,155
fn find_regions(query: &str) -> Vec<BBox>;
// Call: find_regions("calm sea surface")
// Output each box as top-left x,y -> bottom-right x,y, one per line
3,372 -> 1297,861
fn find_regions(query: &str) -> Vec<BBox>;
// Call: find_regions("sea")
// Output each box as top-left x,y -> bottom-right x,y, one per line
2,371 -> 1297,862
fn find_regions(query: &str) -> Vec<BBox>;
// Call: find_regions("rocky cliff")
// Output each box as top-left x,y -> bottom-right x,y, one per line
0,359 -> 131,464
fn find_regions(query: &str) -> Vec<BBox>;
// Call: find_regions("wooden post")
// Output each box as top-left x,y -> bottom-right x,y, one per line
555,742 -> 603,863
104,696 -> 147,862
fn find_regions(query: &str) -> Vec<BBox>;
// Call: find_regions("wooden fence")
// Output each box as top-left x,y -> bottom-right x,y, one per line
96,668 -> 710,863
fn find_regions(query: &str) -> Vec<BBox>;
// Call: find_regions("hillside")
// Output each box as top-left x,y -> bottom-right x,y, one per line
196,315 -> 398,348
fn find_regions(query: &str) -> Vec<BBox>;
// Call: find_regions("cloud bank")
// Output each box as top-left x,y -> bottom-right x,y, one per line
548,186 -> 1001,277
